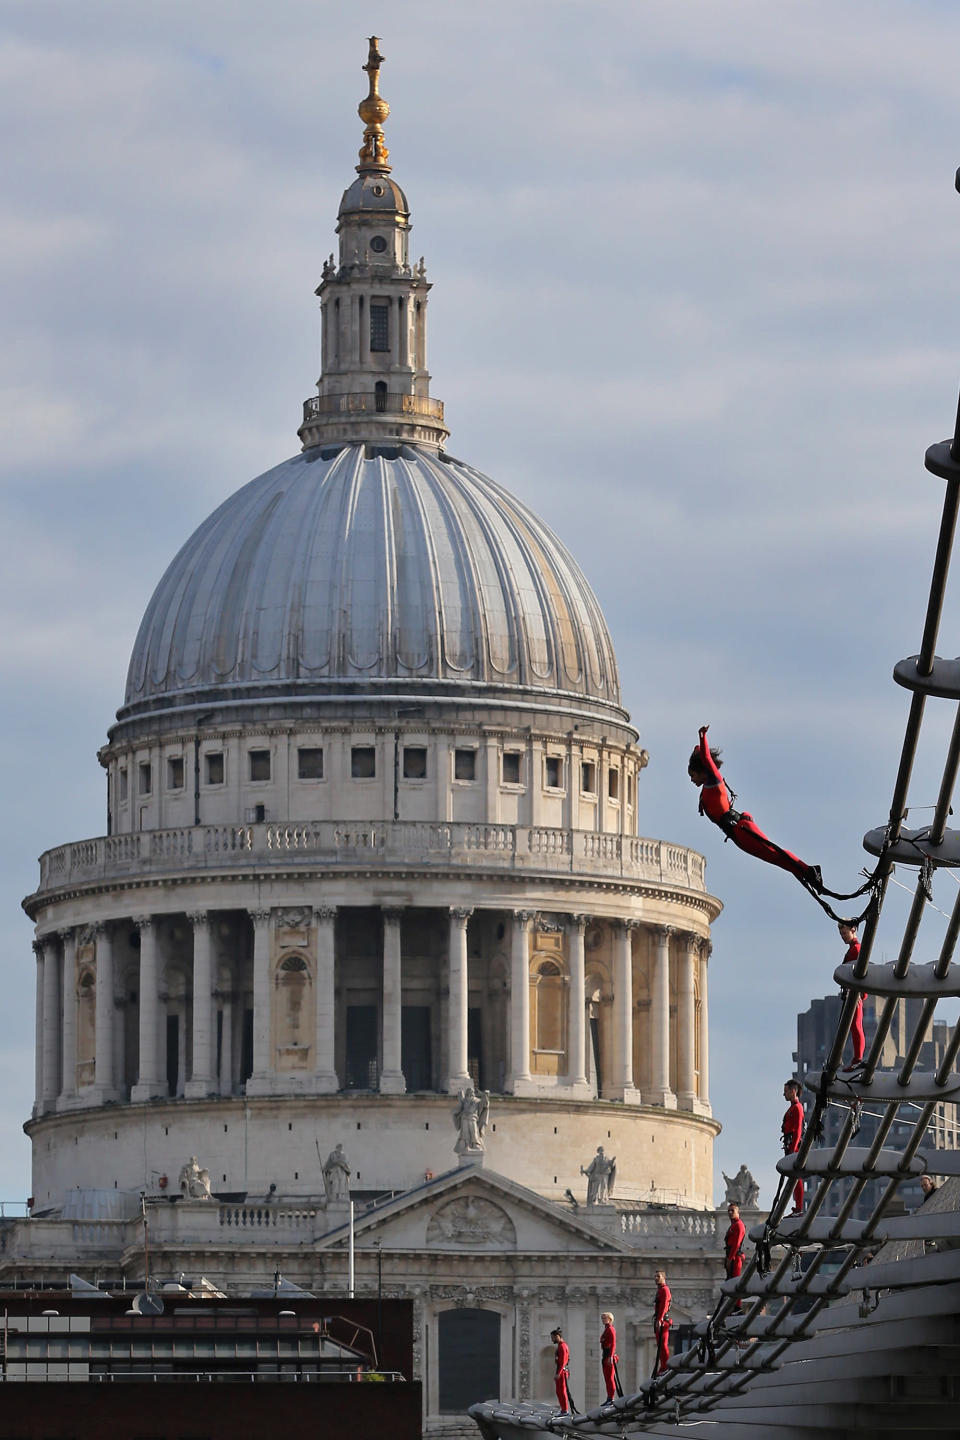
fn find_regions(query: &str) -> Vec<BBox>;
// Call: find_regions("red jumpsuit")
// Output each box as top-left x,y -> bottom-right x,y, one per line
844,937 -> 865,1065
600,1322 -> 617,1400
554,1336 -> 570,1412
782,1095 -> 805,1213
725,1214 -> 746,1306
694,732 -> 811,881
654,1282 -> 672,1375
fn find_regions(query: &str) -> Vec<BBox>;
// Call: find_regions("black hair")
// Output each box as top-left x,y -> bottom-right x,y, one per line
784,1078 -> 802,1096
688,745 -> 723,772
550,1327 -> 562,1337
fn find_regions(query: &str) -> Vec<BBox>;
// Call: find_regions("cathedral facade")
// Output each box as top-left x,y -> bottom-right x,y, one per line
10,40 -> 725,1434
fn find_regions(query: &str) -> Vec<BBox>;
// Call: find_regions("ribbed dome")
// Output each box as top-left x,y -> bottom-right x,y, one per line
119,444 -> 623,723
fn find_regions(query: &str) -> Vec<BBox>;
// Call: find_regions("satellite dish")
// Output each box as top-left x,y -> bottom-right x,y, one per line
132,1292 -> 164,1316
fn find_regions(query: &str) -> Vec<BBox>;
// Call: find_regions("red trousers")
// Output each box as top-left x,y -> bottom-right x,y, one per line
655,1321 -> 671,1375
850,996 -> 865,1063
602,1356 -> 616,1400
791,1176 -> 804,1212
731,814 -> 808,880
726,1254 -> 743,1308
554,1373 -> 570,1412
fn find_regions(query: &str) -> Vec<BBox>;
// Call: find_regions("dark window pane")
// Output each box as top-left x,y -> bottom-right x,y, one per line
352,746 -> 376,778
249,749 -> 271,782
403,746 -> 427,779
205,752 -> 225,785
502,752 -> 521,785
370,303 -> 389,351
298,747 -> 324,779
454,749 -> 476,781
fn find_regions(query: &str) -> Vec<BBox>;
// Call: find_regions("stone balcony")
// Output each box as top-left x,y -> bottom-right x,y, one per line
30,821 -> 708,906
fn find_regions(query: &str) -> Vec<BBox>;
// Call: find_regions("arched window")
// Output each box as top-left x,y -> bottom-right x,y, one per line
375,380 -> 387,412
530,958 -> 566,1071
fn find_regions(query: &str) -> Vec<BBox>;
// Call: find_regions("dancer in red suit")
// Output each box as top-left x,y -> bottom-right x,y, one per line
600,1311 -> 618,1400
782,1079 -> 805,1215
653,1272 -> 672,1376
550,1327 -> 570,1414
689,726 -> 819,888
724,1202 -> 746,1308
838,921 -> 866,1069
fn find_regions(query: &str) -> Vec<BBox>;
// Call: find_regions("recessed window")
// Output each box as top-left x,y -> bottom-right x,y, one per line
454,748 -> 476,781
403,746 -> 428,779
626,774 -> 634,806
249,749 -> 271,782
545,755 -> 563,789
118,768 -> 128,802
581,761 -> 596,794
298,747 -> 324,780
352,746 -> 376,779
205,752 -> 225,786
608,768 -> 620,801
502,752 -> 521,785
138,762 -> 152,796
370,302 -> 389,351
167,756 -> 185,790
370,235 -> 387,253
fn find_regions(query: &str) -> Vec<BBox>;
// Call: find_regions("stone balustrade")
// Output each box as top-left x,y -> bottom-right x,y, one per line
619,1208 -> 720,1246
33,821 -> 707,900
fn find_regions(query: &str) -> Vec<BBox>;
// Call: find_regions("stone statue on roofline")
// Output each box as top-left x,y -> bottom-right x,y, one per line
323,1143 -> 351,1203
581,1146 -> 616,1205
453,1082 -> 490,1155
178,1156 -> 213,1201
722,1164 -> 761,1209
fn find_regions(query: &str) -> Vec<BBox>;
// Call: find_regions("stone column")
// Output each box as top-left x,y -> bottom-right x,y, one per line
508,911 -> 533,1092
399,296 -> 409,367
677,932 -> 699,1110
219,991 -> 234,1095
246,908 -> 273,1093
612,921 -> 640,1102
32,941 -> 44,1117
185,912 -> 214,1098
566,914 -> 588,1088
59,928 -> 77,1105
699,940 -> 711,1110
314,906 -> 338,1092
447,908 -> 472,1092
380,908 -> 406,1094
131,916 -> 163,1102
40,935 -> 60,1110
649,926 -> 677,1108
93,922 -> 116,1100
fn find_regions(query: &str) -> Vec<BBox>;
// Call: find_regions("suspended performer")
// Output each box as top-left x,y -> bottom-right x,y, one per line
782,1079 -> 805,1215
838,921 -> 866,1071
689,726 -> 821,890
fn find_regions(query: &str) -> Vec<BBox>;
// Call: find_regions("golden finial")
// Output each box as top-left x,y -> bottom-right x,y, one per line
357,36 -> 390,171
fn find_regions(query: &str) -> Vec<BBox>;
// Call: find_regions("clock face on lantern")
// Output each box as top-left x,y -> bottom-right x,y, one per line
370,235 -> 387,253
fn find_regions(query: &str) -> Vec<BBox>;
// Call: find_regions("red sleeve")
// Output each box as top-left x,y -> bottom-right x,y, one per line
698,731 -> 722,783
655,1286 -> 670,1323
726,1220 -> 745,1257
845,939 -> 860,965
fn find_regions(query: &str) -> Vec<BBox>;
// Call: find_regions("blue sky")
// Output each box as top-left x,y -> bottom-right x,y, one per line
3,0 -> 960,1208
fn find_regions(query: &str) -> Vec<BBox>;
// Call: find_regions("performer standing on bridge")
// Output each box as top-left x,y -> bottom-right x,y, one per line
653,1272 -> 672,1376
838,921 -> 866,1070
724,1202 -> 746,1308
782,1079 -> 805,1215
689,726 -> 820,889
600,1311 -> 619,1400
550,1327 -> 571,1414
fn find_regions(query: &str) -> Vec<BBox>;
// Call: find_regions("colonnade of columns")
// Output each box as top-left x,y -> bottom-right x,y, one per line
31,910 -> 710,1117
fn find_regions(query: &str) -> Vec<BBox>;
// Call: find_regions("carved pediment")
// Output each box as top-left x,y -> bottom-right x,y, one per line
426,1196 -> 516,1249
